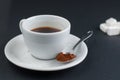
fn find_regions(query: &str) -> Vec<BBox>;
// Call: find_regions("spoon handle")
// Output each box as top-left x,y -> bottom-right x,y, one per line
72,31 -> 93,50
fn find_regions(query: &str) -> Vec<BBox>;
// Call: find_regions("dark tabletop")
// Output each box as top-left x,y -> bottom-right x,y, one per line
1,0 -> 120,80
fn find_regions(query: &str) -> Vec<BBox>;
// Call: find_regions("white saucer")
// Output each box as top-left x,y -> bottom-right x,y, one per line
4,34 -> 88,71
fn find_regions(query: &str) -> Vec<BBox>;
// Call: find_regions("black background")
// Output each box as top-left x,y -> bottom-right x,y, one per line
1,0 -> 120,80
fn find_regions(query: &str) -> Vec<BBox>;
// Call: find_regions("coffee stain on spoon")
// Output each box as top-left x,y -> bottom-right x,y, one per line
56,52 -> 76,62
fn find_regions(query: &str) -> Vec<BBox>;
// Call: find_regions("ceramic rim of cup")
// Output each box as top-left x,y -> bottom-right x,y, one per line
21,15 -> 71,35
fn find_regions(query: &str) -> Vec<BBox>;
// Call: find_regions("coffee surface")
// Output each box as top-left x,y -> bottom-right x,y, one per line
31,26 -> 61,33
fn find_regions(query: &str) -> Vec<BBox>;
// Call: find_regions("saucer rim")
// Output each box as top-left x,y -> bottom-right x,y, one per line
4,34 -> 88,71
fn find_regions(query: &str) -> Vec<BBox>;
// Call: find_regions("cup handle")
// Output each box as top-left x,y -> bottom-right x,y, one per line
19,19 -> 26,31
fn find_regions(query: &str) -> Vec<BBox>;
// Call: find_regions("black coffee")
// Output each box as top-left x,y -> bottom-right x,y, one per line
31,26 -> 61,33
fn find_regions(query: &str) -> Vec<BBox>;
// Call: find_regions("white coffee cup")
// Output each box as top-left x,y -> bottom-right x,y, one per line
19,15 -> 71,59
